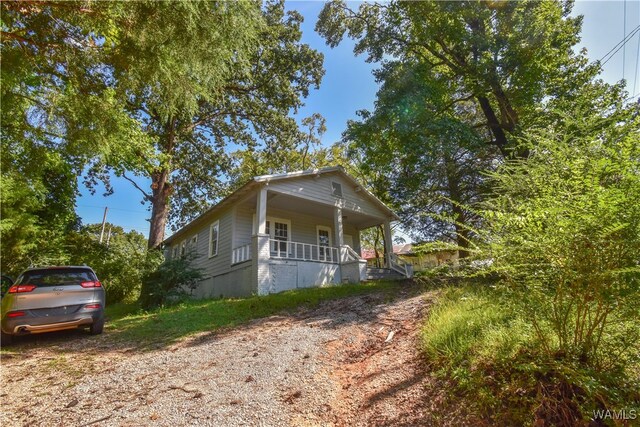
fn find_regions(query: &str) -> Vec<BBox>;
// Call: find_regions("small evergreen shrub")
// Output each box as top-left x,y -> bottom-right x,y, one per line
138,253 -> 205,309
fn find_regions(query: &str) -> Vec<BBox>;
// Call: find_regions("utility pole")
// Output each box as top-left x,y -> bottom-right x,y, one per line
106,226 -> 113,247
99,207 -> 109,243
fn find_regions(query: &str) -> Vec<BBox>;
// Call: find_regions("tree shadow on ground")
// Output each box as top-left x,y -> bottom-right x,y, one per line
1,280 -> 424,357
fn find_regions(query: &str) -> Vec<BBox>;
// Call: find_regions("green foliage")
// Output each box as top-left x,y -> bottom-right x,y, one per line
422,284 -> 640,425
138,253 -> 205,310
65,224 -> 163,304
2,1 -> 325,253
226,113 -> 330,189
480,114 -> 640,365
0,146 -> 80,275
317,0 -> 589,156
342,60 -> 497,251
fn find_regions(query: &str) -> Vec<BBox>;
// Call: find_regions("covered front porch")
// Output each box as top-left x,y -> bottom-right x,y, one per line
230,186 -> 411,294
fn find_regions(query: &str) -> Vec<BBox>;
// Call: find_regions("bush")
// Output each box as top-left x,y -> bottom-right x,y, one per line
421,113 -> 640,423
479,120 -> 640,366
421,284 -> 640,425
138,253 -> 205,310
66,224 -> 162,304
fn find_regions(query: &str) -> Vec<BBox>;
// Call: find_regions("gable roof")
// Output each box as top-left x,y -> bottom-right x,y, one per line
163,166 -> 398,245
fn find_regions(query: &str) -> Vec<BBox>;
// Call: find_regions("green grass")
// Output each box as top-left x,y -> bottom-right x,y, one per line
105,280 -> 399,346
420,283 -> 640,425
421,285 -> 534,367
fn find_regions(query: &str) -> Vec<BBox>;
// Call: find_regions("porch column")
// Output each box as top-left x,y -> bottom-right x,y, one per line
334,206 -> 344,246
253,186 -> 270,295
334,206 -> 345,263
383,219 -> 393,267
255,186 -> 267,234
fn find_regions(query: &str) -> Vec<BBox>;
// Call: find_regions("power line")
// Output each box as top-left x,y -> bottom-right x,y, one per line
599,25 -> 640,65
601,26 -> 640,67
634,29 -> 640,96
76,204 -> 149,214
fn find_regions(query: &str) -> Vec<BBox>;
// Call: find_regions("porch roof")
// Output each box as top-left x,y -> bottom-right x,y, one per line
163,166 -> 398,245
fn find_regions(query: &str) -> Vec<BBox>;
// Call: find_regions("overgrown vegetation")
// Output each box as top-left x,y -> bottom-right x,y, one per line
420,113 -> 640,424
422,284 -> 640,425
65,224 -> 163,304
138,254 -> 205,310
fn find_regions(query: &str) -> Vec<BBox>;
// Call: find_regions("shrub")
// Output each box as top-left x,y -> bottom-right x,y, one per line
66,225 -> 162,304
479,120 -> 640,366
138,252 -> 205,310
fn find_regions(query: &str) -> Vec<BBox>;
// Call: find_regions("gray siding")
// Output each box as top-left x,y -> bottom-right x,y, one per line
233,207 -> 253,248
267,207 -> 359,247
193,264 -> 254,299
170,207 -> 234,276
267,173 -> 388,218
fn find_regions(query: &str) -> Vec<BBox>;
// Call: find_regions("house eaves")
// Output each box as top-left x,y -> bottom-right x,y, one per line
163,166 -> 399,246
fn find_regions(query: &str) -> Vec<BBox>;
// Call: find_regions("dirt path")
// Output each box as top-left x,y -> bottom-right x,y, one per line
1,285 -> 477,426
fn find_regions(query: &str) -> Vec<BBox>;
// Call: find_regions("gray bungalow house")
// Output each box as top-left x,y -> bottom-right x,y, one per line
163,166 -> 412,298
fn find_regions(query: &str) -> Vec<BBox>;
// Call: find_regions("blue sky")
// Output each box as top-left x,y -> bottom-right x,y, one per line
76,0 -> 640,240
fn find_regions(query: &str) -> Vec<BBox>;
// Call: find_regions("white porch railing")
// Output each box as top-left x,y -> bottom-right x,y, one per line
341,244 -> 362,262
388,253 -> 413,278
231,243 -> 252,264
269,239 -> 339,263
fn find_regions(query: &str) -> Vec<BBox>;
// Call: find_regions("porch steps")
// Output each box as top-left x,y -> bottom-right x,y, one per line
365,267 -> 405,281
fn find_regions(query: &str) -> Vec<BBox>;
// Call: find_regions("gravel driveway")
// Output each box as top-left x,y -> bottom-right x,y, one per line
1,284 -> 478,426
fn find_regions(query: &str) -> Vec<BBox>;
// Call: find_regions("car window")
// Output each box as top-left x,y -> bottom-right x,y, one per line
17,269 -> 96,287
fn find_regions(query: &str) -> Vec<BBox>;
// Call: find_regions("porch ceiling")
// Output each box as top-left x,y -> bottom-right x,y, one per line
237,191 -> 386,229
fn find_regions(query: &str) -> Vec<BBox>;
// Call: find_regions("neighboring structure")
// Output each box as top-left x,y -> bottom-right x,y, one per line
163,167 -> 412,298
362,243 -> 459,271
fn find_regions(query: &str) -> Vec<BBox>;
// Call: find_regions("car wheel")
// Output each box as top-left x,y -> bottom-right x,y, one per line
89,319 -> 104,335
1,330 -> 13,346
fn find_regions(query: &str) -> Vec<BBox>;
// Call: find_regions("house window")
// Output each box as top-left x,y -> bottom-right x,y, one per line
265,218 -> 290,253
172,246 -> 178,259
180,240 -> 187,257
209,220 -> 219,258
317,225 -> 332,259
189,235 -> 198,253
331,181 -> 343,198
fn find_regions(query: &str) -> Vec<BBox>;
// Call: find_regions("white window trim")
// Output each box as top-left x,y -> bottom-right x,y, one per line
316,225 -> 333,247
252,215 -> 292,241
268,217 -> 292,242
180,240 -> 187,257
209,220 -> 220,258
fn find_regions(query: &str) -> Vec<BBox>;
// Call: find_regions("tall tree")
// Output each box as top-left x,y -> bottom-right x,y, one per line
316,0 -> 627,250
344,60 -> 497,254
2,1 -> 325,249
317,0 -> 586,158
104,0 -> 324,243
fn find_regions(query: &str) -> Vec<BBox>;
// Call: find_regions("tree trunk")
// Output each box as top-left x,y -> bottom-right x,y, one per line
147,168 -> 172,249
147,118 -> 177,250
444,153 -> 470,259
477,95 -> 509,157
373,226 -> 382,268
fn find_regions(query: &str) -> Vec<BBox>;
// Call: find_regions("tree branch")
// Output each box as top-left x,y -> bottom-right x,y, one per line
121,172 -> 151,201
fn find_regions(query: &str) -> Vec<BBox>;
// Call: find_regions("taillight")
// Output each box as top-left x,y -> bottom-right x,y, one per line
80,281 -> 102,288
84,304 -> 101,309
7,311 -> 26,318
8,284 -> 37,293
